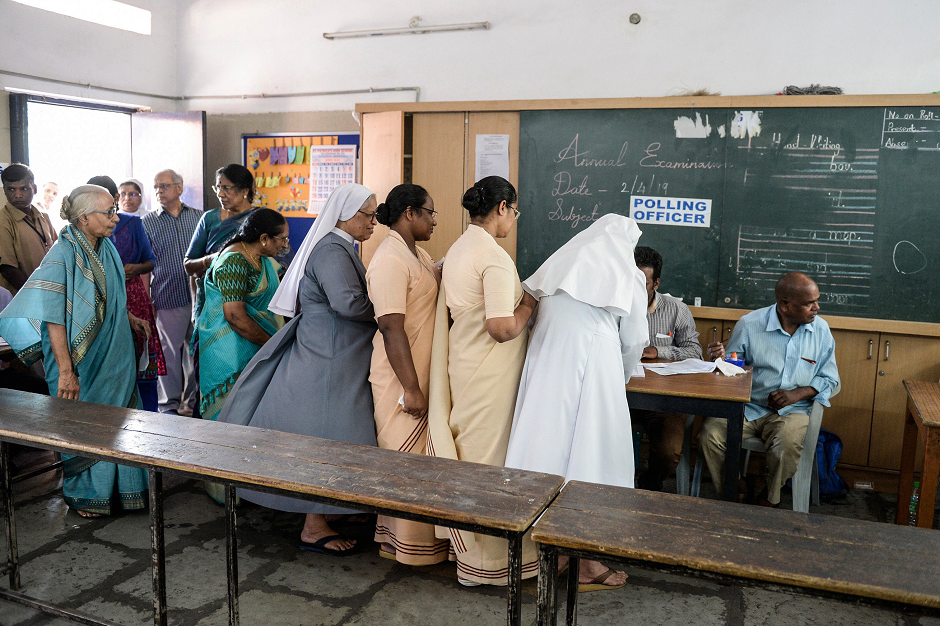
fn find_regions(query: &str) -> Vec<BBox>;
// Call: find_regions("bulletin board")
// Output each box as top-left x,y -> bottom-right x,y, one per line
241,132 -> 360,218
242,132 -> 360,265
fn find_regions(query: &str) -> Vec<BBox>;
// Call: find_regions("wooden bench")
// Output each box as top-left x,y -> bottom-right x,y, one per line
896,380 -> 940,528
532,481 -> 940,626
0,389 -> 565,626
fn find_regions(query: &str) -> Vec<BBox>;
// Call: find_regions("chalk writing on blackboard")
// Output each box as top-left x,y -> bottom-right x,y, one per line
893,241 -> 928,275
882,108 -> 940,149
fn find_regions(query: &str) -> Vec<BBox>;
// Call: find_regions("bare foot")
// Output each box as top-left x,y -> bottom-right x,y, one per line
301,514 -> 356,552
75,509 -> 103,519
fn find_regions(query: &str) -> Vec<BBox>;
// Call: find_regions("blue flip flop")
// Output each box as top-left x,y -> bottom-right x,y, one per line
299,535 -> 358,556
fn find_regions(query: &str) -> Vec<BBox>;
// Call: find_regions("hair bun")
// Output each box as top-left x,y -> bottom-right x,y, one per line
375,202 -> 391,226
59,197 -> 71,221
461,186 -> 485,212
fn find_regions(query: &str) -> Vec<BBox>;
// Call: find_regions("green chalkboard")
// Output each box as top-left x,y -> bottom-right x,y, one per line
517,106 -> 940,322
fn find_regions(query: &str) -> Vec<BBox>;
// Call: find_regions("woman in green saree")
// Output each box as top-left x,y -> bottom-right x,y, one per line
198,208 -> 287,503
0,185 -> 152,517
198,208 -> 288,422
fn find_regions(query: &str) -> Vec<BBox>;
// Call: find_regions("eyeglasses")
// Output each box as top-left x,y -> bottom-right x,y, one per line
358,209 -> 378,223
119,191 -> 141,198
409,206 -> 438,219
508,205 -> 521,220
89,206 -> 119,218
212,184 -> 239,194
154,183 -> 178,191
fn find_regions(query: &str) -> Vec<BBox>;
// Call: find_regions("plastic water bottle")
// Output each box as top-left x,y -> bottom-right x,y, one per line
909,481 -> 920,527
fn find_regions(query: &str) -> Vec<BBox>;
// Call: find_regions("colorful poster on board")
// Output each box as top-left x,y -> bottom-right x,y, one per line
242,133 -> 359,219
308,145 -> 357,216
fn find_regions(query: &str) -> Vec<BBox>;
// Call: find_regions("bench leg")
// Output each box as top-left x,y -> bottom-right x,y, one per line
536,544 -> 557,626
148,470 -> 167,626
917,430 -> 940,529
724,411 -> 744,502
896,409 -> 918,525
507,533 -> 523,626
565,557 -> 579,626
225,485 -> 239,626
1,441 -> 20,590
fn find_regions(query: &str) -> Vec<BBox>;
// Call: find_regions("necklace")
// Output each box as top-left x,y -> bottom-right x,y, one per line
240,242 -> 262,270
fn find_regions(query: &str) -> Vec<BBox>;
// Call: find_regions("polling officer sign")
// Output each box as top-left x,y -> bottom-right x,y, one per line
629,196 -> 712,228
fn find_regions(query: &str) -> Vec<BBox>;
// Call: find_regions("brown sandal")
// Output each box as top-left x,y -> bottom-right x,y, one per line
578,569 -> 627,592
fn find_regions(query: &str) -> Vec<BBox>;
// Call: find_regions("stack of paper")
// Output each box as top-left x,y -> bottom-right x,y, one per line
642,359 -> 745,377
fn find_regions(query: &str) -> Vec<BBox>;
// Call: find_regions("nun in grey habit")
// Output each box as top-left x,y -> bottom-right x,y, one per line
218,183 -> 379,555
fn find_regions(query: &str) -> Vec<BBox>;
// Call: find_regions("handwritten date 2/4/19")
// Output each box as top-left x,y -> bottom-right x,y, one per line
621,174 -> 668,196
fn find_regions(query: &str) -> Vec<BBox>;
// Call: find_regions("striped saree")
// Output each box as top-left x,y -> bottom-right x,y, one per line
0,225 -> 146,515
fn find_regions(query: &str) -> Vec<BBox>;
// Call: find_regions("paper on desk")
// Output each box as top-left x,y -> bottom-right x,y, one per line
714,359 -> 746,377
630,364 -> 645,378
651,359 -> 718,376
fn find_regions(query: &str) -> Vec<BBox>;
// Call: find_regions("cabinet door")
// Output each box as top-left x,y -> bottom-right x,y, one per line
413,113 -> 466,263
869,335 -> 940,470
823,330 -> 879,467
721,322 -> 737,347
360,111 -> 405,266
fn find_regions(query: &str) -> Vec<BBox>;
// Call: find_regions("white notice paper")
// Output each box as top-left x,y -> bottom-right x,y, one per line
475,134 -> 510,181
630,364 -> 645,378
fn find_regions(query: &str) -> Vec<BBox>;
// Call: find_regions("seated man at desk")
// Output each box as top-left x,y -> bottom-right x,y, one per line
633,246 -> 703,491
702,272 -> 839,507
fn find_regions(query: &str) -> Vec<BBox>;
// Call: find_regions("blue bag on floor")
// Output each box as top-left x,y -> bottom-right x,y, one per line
816,428 -> 848,499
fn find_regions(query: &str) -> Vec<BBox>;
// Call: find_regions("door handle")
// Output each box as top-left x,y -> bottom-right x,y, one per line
712,327 -> 717,343
868,339 -> 873,359
884,340 -> 890,362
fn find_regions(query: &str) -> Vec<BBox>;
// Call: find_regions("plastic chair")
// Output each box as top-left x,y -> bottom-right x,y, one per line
686,385 -> 839,512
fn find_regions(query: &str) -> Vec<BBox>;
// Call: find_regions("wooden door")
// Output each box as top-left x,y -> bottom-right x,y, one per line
823,330 -> 879,466
870,335 -> 940,469
360,111 -> 404,266
467,112 -> 520,262
412,113 -> 466,263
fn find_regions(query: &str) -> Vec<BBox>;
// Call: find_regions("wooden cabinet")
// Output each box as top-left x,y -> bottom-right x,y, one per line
869,334 -> 940,470
823,330 -> 879,467
694,318 -> 721,357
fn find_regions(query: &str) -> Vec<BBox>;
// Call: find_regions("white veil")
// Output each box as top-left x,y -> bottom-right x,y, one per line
523,213 -> 644,317
268,183 -> 374,316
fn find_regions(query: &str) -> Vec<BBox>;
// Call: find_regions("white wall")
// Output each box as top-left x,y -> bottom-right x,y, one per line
176,0 -> 940,114
0,0 -> 181,124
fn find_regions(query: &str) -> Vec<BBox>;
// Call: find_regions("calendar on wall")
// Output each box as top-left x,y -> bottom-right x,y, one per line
308,145 -> 357,216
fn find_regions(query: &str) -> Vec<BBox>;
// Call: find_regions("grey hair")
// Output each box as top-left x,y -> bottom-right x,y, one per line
156,169 -> 183,185
61,185 -> 113,224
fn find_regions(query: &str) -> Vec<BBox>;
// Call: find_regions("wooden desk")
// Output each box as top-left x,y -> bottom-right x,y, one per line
895,380 -> 940,528
533,481 -> 940,626
627,364 -> 752,501
0,390 -> 564,626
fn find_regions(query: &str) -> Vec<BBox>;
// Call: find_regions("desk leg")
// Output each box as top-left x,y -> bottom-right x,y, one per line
724,410 -> 744,502
565,557 -> 579,626
506,533 -> 523,626
148,470 -> 167,626
1,441 -> 20,590
896,408 -> 918,525
536,544 -> 557,626
225,485 -> 239,626
917,430 -> 940,529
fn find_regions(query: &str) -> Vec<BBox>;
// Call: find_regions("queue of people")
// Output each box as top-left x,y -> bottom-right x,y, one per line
0,162 -> 840,593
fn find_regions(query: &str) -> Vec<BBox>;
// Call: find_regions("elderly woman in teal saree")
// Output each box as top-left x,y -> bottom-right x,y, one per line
0,185 -> 152,517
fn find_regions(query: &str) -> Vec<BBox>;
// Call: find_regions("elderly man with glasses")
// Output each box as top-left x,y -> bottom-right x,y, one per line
141,169 -> 201,416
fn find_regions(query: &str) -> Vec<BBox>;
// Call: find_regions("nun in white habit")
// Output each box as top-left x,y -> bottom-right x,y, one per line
218,183 -> 379,556
505,213 -> 648,589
